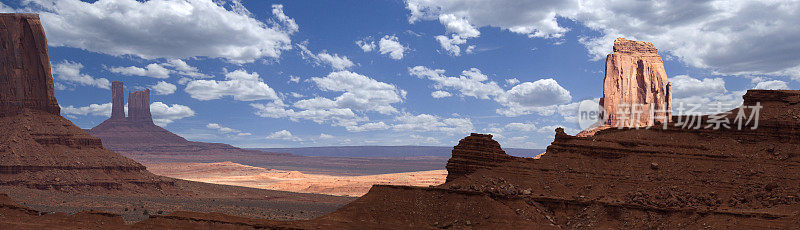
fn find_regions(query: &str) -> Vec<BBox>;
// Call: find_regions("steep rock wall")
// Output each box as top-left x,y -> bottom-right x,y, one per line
600,38 -> 671,127
0,14 -> 59,116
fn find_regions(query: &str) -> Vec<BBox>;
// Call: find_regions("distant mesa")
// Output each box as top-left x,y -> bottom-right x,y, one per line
0,13 -> 171,190
600,37 -> 672,128
89,81 -> 188,146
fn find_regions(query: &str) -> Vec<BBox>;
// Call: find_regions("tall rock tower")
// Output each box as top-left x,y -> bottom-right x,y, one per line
600,38 -> 672,127
0,13 -> 60,116
127,89 -> 153,124
110,81 -> 125,119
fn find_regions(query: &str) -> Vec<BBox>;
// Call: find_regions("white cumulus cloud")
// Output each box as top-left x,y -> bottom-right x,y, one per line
24,0 -> 298,63
52,60 -> 110,89
151,81 -> 177,95
185,69 -> 279,101
378,35 -> 407,60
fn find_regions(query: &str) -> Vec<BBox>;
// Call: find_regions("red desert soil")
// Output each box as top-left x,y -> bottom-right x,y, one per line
146,161 -> 447,197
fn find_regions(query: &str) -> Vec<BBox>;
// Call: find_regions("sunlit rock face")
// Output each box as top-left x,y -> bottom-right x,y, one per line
600,37 -> 672,127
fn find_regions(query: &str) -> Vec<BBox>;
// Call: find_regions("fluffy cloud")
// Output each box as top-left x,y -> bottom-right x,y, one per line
149,102 -> 196,126
670,75 -> 744,112
297,43 -> 354,70
206,123 -> 250,136
310,71 -> 406,114
504,122 -> 537,132
754,80 -> 790,90
378,35 -> 407,60
162,59 -> 210,78
266,130 -> 302,141
431,90 -> 452,98
495,79 -> 572,116
61,102 -> 194,126
23,0 -> 297,63
52,60 -> 110,89
392,113 -> 474,135
251,71 -> 404,129
410,66 -> 572,116
207,123 -> 239,133
185,69 -> 279,101
435,34 -> 468,56
109,63 -> 170,79
409,66 -> 503,99
61,103 -> 112,117
345,122 -> 390,132
356,39 -> 376,52
151,81 -> 177,95
406,0 -> 800,79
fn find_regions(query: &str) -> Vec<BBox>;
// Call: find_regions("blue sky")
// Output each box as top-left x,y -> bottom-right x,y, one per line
2,0 -> 798,148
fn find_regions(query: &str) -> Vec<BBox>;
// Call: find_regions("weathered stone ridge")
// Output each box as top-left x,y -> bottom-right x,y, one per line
127,89 -> 152,124
600,37 -> 672,127
0,13 -> 60,116
110,81 -> 125,119
445,133 -> 514,182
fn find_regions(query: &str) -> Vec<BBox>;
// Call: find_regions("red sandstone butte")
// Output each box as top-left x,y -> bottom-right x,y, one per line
600,37 -> 672,127
0,13 -> 60,116
0,13 -> 171,190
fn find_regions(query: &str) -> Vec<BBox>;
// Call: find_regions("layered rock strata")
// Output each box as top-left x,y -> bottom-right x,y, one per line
600,37 -> 672,127
0,14 -> 171,191
445,133 -> 513,182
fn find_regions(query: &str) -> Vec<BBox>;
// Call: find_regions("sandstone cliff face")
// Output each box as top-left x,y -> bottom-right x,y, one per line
0,14 -> 60,117
600,37 -> 671,127
0,14 -> 172,191
110,81 -> 125,119
445,133 -> 513,182
127,89 -> 152,124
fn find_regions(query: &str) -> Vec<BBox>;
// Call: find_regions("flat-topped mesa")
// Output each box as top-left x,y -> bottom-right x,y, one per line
445,133 -> 515,182
0,13 -> 60,116
110,81 -> 125,119
127,89 -> 153,124
600,37 -> 672,127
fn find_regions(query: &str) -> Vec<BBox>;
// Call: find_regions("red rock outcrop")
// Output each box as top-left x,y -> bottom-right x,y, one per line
600,37 -> 671,127
89,82 -> 266,163
110,81 -> 125,119
0,13 -> 60,117
127,89 -> 152,124
445,133 -> 513,182
0,13 -> 172,191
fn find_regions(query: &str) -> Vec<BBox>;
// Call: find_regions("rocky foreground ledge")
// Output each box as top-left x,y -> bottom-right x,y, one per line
4,89 -> 800,229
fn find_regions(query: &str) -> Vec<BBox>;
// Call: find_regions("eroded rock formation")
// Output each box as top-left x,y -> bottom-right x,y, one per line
0,13 -> 60,117
128,89 -> 152,124
110,81 -> 125,119
89,82 -> 263,162
445,133 -> 513,182
0,14 -> 172,191
600,37 -> 672,127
